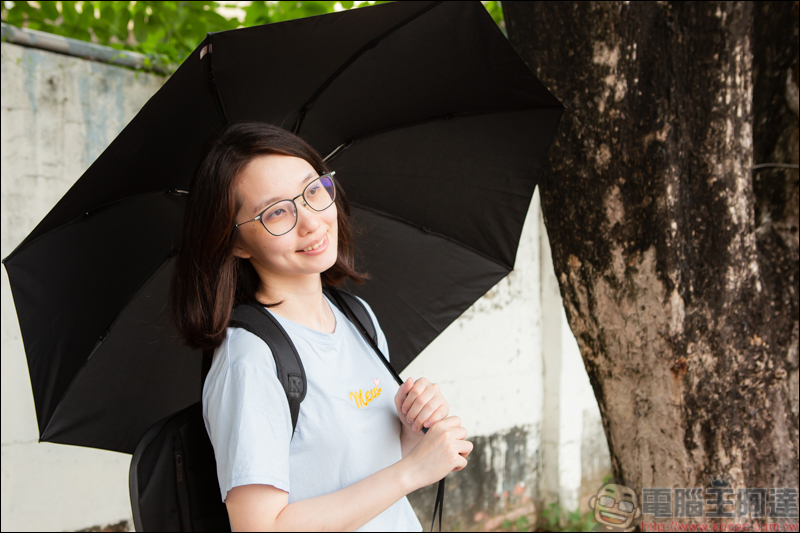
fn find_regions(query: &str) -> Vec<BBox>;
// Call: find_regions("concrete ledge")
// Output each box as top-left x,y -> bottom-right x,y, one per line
1,22 -> 169,74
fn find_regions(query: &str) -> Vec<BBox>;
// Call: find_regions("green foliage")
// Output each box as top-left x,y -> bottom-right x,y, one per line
1,1 -> 505,74
540,502 -> 597,532
2,0 -> 241,71
242,0 -> 381,26
483,0 -> 505,34
500,514 -> 530,532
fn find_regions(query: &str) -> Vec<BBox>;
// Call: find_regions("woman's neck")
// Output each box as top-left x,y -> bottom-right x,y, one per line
256,276 -> 335,334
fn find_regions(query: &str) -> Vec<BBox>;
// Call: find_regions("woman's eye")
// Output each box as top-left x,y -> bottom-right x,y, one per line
307,185 -> 319,196
266,208 -> 285,220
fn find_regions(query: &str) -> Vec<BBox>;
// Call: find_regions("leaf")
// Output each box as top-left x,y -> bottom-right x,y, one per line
2,3 -> 31,26
298,1 -> 334,17
113,5 -> 131,41
78,2 -> 96,30
243,0 -> 270,26
61,1 -> 79,25
40,0 -> 58,20
132,9 -> 147,42
93,20 -> 110,42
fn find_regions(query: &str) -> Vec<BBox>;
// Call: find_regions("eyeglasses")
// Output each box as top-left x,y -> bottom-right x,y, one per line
233,172 -> 336,236
598,496 -> 634,512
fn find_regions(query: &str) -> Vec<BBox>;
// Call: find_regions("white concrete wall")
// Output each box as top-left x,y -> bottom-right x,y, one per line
404,188 -> 543,441
404,187 -> 544,518
1,41 -> 165,532
538,191 -> 612,519
1,35 -> 610,531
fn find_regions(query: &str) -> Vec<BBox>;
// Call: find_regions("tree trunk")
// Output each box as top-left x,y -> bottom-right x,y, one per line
504,0 -> 798,515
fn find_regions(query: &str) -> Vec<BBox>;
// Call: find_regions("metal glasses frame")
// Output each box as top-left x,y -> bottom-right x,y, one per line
233,171 -> 336,236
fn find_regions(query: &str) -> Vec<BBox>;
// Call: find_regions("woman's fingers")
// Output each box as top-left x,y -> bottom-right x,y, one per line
457,438 -> 473,458
452,442 -> 472,471
414,402 -> 449,431
431,415 -> 461,431
408,400 -> 439,432
406,390 -> 436,425
422,403 -> 450,429
450,426 -> 468,441
401,378 -> 431,415
394,378 -> 414,413
398,378 -> 457,439
411,402 -> 437,430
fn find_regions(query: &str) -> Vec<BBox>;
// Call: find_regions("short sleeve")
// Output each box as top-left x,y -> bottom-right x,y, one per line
202,327 -> 293,502
354,296 -> 391,363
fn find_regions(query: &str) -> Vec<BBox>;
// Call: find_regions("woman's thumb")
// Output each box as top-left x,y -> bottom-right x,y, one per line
395,378 -> 413,411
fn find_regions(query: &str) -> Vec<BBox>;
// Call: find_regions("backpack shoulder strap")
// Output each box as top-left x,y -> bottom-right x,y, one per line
229,302 -> 307,435
323,286 -> 377,345
324,286 -> 403,387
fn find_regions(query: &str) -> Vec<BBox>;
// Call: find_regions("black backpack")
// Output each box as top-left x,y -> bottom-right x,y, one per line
130,286 -> 443,532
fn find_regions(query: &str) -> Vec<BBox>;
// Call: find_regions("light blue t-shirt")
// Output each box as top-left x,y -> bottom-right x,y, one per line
202,294 -> 422,532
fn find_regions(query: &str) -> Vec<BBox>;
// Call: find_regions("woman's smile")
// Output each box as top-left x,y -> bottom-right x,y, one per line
297,232 -> 329,255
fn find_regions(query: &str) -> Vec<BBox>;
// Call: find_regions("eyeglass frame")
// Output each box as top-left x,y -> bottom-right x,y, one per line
232,171 -> 336,236
598,495 -> 634,512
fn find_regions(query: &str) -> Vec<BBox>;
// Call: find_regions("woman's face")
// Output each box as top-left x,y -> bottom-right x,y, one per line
232,154 -> 338,283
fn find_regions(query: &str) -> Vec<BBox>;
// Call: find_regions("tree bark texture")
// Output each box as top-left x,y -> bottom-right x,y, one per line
504,0 -> 798,501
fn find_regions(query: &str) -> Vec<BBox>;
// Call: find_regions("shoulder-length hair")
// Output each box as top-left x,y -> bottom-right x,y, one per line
170,121 -> 367,351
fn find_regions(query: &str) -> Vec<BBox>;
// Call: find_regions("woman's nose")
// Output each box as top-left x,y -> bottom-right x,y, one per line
296,201 -> 322,232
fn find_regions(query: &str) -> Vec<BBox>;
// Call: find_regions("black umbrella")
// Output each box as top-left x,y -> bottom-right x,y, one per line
3,0 -> 562,455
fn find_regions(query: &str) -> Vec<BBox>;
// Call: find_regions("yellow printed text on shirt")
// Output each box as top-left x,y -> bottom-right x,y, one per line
349,386 -> 382,409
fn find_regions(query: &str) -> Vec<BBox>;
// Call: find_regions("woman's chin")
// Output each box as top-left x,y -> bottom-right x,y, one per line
320,247 -> 338,272
299,246 -> 338,275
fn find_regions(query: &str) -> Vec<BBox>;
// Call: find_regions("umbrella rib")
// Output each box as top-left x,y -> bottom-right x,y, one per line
350,201 -> 514,272
3,189 -> 187,263
293,0 -> 444,135
323,105 -> 561,164
205,36 -> 229,126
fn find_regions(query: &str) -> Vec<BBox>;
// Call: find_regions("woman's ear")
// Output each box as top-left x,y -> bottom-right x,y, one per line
231,237 -> 251,260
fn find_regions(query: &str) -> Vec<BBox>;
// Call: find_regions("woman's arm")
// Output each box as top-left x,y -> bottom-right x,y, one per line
400,423 -> 424,458
227,458 -> 411,532
226,416 -> 471,532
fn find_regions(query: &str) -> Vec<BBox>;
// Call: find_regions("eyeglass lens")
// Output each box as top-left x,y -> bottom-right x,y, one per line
261,175 -> 336,235
598,496 -> 615,507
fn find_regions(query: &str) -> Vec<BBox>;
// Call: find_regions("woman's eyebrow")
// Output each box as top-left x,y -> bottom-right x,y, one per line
253,172 -> 318,214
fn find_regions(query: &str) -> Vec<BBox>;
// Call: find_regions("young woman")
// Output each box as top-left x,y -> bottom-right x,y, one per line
170,122 -> 472,531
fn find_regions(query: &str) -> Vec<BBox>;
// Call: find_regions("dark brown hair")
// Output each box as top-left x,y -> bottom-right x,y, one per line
170,121 -> 367,351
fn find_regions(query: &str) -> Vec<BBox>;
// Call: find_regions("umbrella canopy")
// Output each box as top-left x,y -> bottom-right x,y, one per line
3,0 -> 562,454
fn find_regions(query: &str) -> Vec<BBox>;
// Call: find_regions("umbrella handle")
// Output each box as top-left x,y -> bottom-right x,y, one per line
326,288 -> 444,531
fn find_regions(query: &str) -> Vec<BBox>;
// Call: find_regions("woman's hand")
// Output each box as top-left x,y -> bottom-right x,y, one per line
401,416 -> 472,490
394,377 -> 450,434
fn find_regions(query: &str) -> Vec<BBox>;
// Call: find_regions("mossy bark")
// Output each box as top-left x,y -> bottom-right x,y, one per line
504,0 -> 798,512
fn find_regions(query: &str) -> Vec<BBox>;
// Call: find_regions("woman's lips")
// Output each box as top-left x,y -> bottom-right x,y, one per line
297,233 -> 328,255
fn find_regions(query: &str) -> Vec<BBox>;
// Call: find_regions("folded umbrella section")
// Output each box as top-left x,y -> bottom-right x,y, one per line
3,0 -> 562,454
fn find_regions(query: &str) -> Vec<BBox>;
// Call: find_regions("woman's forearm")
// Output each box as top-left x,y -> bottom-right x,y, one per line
230,418 -> 468,531
272,459 -> 415,532
400,424 -> 424,458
